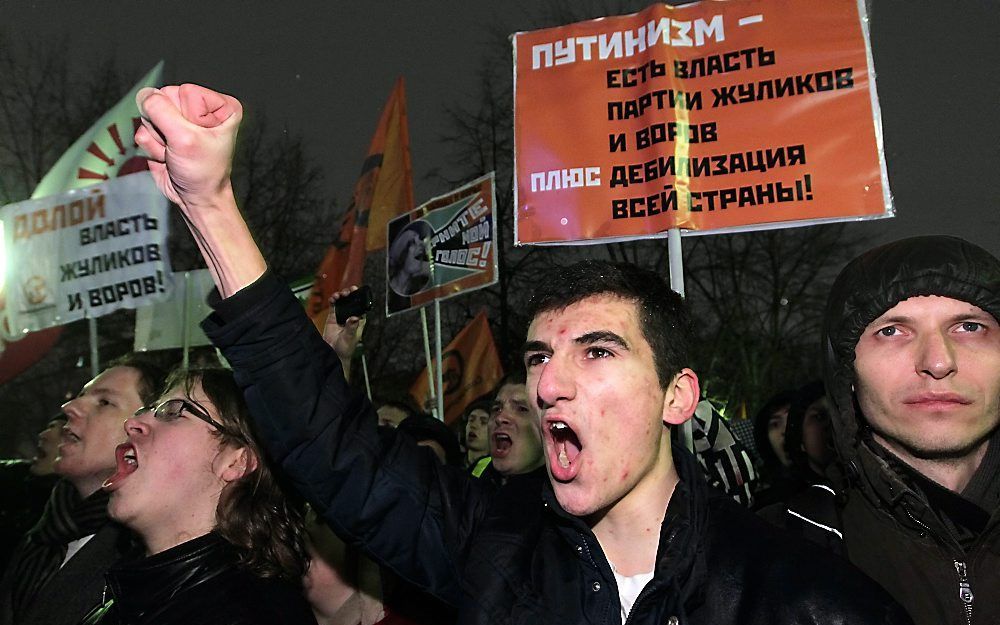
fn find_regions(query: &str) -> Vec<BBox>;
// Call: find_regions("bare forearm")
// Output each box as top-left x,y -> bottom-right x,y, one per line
177,182 -> 267,298
134,84 -> 262,297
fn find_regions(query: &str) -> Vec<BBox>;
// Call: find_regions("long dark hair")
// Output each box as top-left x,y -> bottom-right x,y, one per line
166,367 -> 308,583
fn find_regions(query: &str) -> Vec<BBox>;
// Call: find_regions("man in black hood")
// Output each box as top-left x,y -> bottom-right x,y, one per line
780,235 -> 1000,625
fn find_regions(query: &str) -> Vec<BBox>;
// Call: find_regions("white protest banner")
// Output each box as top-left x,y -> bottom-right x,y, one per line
134,269 -> 214,352
2,173 -> 173,333
0,61 -> 163,379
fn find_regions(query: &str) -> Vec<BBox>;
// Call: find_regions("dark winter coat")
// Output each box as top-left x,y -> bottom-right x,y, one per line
0,487 -> 133,625
771,236 -> 1000,625
204,271 -> 911,625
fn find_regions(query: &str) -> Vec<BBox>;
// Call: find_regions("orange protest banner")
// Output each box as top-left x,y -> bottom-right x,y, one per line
513,0 -> 891,245
307,78 -> 413,330
410,311 -> 504,424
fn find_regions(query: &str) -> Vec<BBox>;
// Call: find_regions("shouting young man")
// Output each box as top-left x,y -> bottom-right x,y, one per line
135,83 -> 911,625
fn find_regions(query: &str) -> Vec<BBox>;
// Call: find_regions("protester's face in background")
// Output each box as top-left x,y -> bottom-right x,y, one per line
58,366 -> 144,495
105,382 -> 248,550
30,417 -> 67,476
464,408 -> 490,455
525,295 -> 686,518
389,229 -> 430,296
767,405 -> 792,468
376,405 -> 408,428
854,295 -> 1000,461
489,383 -> 543,475
801,398 -> 835,471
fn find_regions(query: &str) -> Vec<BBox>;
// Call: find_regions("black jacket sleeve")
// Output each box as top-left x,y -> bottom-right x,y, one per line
202,273 -> 490,605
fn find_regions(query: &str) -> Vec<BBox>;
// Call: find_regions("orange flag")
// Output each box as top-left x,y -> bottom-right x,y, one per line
307,78 -> 413,330
365,77 -> 413,252
410,311 -> 504,424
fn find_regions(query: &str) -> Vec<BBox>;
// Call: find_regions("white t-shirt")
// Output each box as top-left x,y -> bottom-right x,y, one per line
612,567 -> 654,622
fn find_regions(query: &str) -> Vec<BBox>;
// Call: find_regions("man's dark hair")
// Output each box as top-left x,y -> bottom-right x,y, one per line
494,368 -> 527,393
462,397 -> 493,423
525,260 -> 691,388
104,353 -> 168,406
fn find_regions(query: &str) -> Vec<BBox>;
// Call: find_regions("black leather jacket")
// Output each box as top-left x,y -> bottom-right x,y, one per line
205,272 -> 911,625
81,532 -> 315,625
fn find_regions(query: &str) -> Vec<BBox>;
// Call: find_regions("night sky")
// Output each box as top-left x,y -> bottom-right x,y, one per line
4,1 -> 997,255
4,0 -> 516,202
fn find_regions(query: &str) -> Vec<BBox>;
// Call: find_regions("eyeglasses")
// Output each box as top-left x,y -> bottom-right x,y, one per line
134,398 -> 234,437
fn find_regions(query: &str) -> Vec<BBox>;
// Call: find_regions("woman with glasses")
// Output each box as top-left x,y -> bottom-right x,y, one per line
80,367 -> 315,625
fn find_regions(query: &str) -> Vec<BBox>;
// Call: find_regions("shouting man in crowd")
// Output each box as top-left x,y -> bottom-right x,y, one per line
0,356 -> 164,625
134,83 -> 911,625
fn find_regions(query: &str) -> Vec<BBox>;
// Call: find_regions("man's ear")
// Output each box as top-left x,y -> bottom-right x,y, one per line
661,368 -> 700,426
217,446 -> 258,482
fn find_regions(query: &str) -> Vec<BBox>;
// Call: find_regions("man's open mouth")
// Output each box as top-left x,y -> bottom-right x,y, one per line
547,420 -> 582,475
493,432 -> 512,456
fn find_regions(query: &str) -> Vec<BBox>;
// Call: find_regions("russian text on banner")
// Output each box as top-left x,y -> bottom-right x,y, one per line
386,172 -> 498,317
410,311 -> 504,424
2,173 -> 173,333
0,61 -> 163,382
512,0 -> 892,245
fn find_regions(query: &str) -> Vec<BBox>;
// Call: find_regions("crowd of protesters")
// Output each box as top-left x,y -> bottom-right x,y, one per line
0,81 -> 996,625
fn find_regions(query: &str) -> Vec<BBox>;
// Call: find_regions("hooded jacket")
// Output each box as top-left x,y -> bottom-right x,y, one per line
202,271 -> 910,625
777,236 -> 1000,625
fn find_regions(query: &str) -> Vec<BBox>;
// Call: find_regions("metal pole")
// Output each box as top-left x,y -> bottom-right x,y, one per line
667,228 -> 685,297
667,228 -> 693,451
434,299 -> 444,422
360,352 -> 372,400
88,317 -> 99,378
419,307 -> 438,419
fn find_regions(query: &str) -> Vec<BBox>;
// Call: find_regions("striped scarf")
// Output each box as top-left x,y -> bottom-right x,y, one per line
9,479 -> 110,619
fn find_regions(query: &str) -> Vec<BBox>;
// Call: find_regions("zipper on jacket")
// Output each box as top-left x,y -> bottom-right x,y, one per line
953,560 -> 973,625
906,504 -> 974,625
